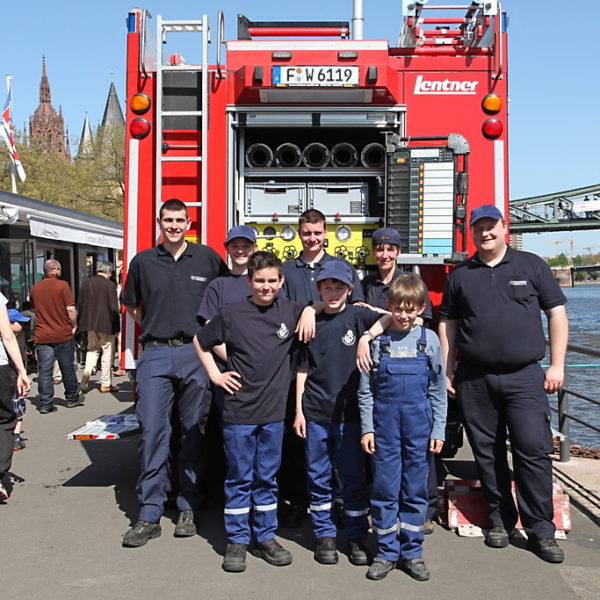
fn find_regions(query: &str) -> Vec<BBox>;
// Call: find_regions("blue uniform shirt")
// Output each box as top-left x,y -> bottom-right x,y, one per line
197,272 -> 252,323
282,252 -> 364,303
439,246 -> 567,370
358,326 -> 447,440
299,305 -> 381,424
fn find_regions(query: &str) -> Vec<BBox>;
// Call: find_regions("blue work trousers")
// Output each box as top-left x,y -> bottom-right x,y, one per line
37,339 -> 80,408
135,342 -> 211,523
455,361 -> 555,540
222,421 -> 284,544
305,420 -> 369,540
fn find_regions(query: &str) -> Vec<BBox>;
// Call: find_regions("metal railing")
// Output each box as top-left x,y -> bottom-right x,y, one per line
551,342 -> 600,463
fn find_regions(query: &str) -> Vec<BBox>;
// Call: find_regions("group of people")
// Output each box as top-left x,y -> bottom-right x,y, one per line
118,198 -> 568,579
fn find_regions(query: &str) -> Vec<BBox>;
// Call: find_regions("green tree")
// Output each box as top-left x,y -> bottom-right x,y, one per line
547,253 -> 570,267
0,125 -> 124,221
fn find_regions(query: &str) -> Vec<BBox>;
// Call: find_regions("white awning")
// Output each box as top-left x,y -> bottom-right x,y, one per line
29,216 -> 123,249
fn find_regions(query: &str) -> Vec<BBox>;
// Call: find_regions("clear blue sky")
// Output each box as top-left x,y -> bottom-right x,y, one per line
2,0 -> 599,256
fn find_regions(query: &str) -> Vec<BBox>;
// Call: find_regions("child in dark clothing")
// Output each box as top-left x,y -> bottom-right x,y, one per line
294,260 -> 389,566
195,251 -> 317,573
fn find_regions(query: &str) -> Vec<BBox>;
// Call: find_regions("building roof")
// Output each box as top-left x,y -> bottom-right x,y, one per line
101,82 -> 125,131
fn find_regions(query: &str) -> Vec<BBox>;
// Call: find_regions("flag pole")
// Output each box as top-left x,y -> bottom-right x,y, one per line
6,76 -> 17,194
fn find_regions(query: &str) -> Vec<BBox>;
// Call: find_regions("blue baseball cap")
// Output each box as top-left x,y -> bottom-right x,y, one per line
371,227 -> 401,247
8,309 -> 30,323
224,225 -> 256,244
316,260 -> 354,285
470,205 -> 504,225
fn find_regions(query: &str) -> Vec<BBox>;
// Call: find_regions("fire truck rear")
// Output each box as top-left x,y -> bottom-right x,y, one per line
122,0 -> 509,375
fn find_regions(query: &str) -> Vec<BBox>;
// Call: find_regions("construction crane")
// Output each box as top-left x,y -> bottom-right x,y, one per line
565,237 -> 575,260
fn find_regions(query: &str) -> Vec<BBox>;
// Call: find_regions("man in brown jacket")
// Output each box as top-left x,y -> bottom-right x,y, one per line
77,261 -> 120,393
30,259 -> 82,413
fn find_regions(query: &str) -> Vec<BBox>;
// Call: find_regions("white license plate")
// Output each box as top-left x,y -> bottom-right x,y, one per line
272,65 -> 360,87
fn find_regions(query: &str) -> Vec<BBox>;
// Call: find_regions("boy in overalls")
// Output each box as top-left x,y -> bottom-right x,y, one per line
358,273 -> 447,581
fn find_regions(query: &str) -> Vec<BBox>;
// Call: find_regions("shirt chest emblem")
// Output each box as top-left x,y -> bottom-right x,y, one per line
342,329 -> 356,346
277,322 -> 290,339
508,280 -> 528,286
190,275 -> 207,282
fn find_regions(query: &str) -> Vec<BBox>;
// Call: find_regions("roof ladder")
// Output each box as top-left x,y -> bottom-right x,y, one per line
155,15 -> 210,242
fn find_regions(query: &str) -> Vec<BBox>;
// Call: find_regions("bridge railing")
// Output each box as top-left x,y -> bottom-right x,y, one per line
550,341 -> 600,462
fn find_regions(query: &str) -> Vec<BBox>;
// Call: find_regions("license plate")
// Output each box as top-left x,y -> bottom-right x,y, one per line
272,65 -> 360,87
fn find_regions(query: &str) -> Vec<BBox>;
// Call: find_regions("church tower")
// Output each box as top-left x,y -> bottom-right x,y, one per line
29,57 -> 68,155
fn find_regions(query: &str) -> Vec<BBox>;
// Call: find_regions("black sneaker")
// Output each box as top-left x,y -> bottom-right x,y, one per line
484,526 -> 509,548
526,537 -> 564,563
66,395 -> 85,408
314,536 -> 338,564
366,557 -> 395,581
402,558 -> 430,581
39,405 -> 57,414
282,503 -> 306,528
252,538 -> 293,566
222,543 -> 247,572
13,436 -> 26,451
122,521 -> 161,547
347,539 -> 370,566
174,509 -> 196,537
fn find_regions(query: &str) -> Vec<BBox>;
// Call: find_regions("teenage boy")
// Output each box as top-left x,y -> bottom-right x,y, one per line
281,208 -> 364,528
294,260 -> 388,566
195,251 -> 317,573
197,225 -> 257,323
358,273 -> 447,582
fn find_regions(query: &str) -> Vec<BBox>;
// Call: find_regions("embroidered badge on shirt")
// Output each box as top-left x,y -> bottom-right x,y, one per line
277,323 -> 289,339
508,280 -> 527,286
342,329 -> 356,346
190,275 -> 207,282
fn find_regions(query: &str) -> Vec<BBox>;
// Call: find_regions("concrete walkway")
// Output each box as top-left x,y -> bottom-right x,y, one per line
2,374 -> 599,600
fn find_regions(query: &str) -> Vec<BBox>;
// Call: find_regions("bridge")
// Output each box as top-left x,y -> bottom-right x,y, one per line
509,184 -> 600,233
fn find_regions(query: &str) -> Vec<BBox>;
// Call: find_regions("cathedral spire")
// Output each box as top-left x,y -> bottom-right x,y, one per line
39,55 -> 51,105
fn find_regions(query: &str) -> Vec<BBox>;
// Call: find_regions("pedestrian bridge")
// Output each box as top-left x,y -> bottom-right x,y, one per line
509,184 -> 600,233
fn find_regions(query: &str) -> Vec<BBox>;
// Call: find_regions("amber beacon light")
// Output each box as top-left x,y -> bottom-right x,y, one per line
130,93 -> 151,114
482,93 -> 502,114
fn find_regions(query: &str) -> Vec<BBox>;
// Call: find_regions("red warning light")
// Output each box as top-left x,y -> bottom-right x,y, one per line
482,119 -> 503,139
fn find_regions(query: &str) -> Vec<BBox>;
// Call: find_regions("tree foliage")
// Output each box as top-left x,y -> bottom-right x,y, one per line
0,125 -> 124,222
547,253 -> 570,267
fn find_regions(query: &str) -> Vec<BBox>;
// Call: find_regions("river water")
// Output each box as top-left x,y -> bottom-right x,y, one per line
546,284 -> 600,449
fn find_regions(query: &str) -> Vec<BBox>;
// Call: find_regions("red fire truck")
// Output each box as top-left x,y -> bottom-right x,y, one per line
122,0 -> 508,369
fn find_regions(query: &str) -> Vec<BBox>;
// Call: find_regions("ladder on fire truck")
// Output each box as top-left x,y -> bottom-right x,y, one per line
154,14 -> 210,242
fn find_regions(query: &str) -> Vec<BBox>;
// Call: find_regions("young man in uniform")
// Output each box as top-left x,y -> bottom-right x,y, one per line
280,208 -> 364,527
121,198 -> 227,547
438,205 -> 568,563
195,251 -> 316,573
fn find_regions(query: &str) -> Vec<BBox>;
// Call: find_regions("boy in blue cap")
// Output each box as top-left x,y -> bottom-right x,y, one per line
294,260 -> 388,566
358,273 -> 446,582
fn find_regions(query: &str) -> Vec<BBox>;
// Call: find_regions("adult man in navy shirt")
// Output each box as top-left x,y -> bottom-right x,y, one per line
121,198 -> 227,547
438,205 -> 568,563
280,208 -> 364,527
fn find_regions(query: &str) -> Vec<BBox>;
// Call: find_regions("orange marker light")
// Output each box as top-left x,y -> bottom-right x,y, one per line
482,94 -> 502,114
130,93 -> 151,115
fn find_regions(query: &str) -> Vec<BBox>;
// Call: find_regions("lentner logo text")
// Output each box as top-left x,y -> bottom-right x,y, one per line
413,74 -> 479,95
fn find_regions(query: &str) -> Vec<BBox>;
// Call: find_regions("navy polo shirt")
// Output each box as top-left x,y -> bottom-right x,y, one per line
439,246 -> 567,370
282,252 -> 364,303
197,273 -> 252,323
299,305 -> 381,423
122,242 -> 227,343
196,297 -> 305,425
361,265 -> 433,321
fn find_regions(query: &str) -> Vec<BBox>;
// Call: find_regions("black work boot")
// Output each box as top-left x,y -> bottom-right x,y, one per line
222,543 -> 247,572
314,536 -> 338,564
484,526 -> 509,548
527,538 -> 564,563
366,557 -> 395,581
347,539 -> 370,566
122,521 -> 161,547
252,538 -> 293,566
174,509 -> 197,537
402,558 -> 430,581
